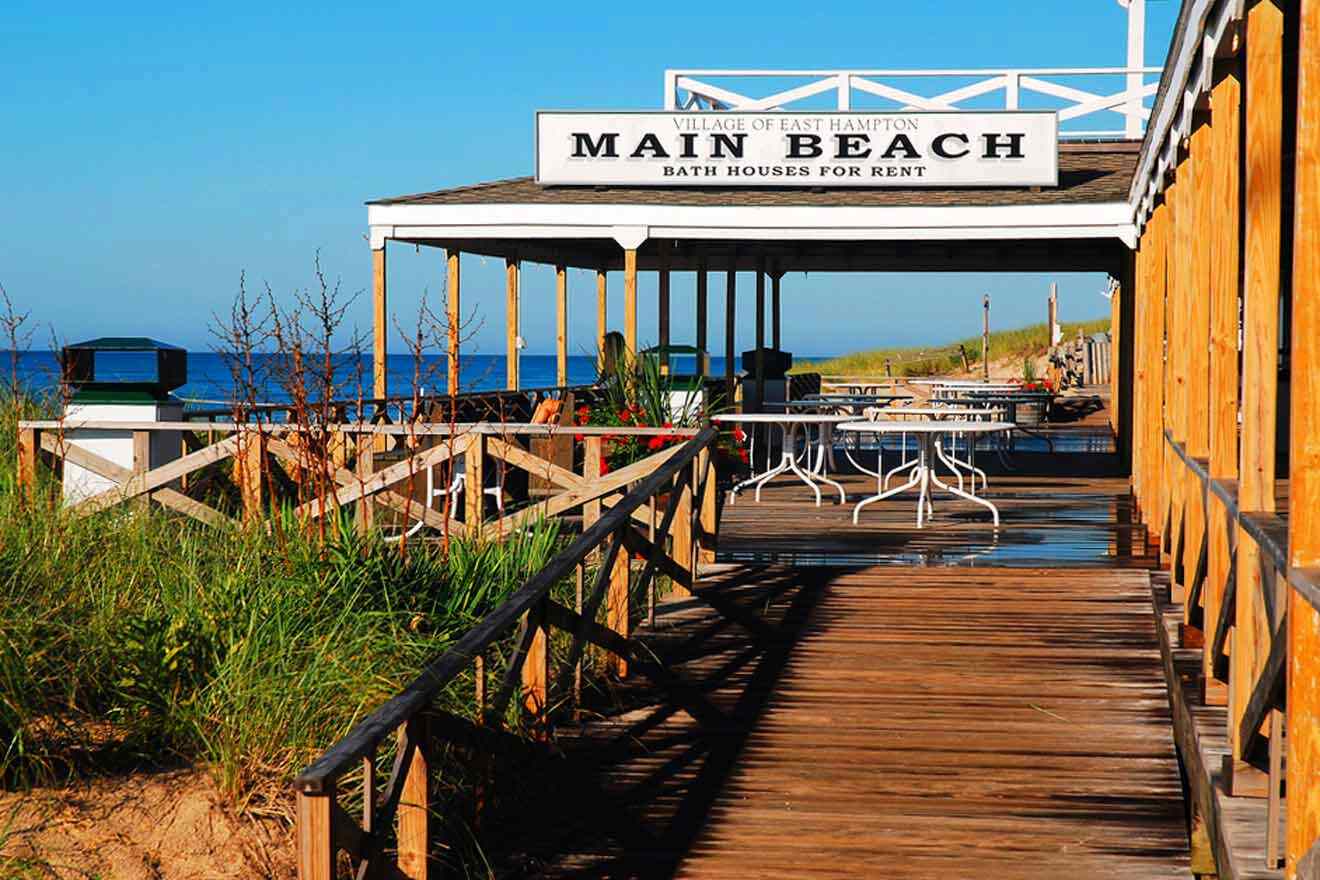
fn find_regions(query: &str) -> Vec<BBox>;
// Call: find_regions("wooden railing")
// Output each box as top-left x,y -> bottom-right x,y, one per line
1164,431 -> 1318,870
15,420 -> 707,541
290,425 -> 719,879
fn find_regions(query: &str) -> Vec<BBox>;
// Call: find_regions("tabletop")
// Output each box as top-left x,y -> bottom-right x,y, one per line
836,420 -> 1015,434
713,412 -> 861,425
866,406 -> 1003,418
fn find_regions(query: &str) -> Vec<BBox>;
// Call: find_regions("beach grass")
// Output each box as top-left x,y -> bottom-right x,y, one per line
0,392 -> 568,817
796,317 -> 1111,378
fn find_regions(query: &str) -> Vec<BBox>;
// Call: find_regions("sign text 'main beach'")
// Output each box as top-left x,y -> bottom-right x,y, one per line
535,111 -> 1059,188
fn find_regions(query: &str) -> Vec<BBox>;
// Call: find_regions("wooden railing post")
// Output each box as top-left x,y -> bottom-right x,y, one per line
1287,0 -> 1320,871
698,444 -> 717,564
608,518 -> 630,678
1205,58 -> 1243,706
356,433 -> 374,535
1232,0 -> 1285,798
672,465 -> 694,598
522,597 -> 550,725
16,426 -> 38,500
396,716 -> 430,880
296,785 -> 334,880
465,432 -> 486,527
235,427 -> 265,522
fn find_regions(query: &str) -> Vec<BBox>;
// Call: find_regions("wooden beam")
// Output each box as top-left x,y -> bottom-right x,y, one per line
447,248 -> 461,396
1183,118 -> 1212,630
372,246 -> 387,400
556,264 -> 568,387
599,265 -> 607,369
658,241 -> 671,374
755,261 -> 766,409
506,257 -> 520,390
1233,0 -> 1284,783
725,250 -> 737,408
1205,61 -> 1243,701
1288,0 -> 1320,868
1115,249 -> 1136,470
623,248 -> 638,356
771,269 -> 782,351
695,260 -> 708,376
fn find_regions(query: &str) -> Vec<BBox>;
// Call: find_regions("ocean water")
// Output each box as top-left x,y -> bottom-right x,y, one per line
10,350 -> 797,406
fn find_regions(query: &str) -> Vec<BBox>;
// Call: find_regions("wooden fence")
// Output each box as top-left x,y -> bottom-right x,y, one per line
15,419 -> 710,543
290,426 -> 719,879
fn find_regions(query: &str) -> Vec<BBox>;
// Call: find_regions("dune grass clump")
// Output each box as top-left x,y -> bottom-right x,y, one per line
0,392 -> 564,809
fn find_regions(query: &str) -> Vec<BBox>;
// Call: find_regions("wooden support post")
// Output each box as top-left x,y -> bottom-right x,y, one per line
608,520 -> 630,679
296,787 -> 334,880
396,716 -> 430,880
725,249 -> 737,408
672,470 -> 693,598
1160,184 -> 1179,557
623,249 -> 638,357
555,264 -> 568,387
465,433 -> 486,527
1230,0 -> 1283,796
373,246 -> 388,401
447,248 -> 461,395
1170,144 -> 1192,604
1184,118 -> 1213,634
522,598 -> 550,724
355,439 -> 374,535
1287,0 -> 1320,870
16,427 -> 37,499
771,269 -> 782,351
698,444 -> 717,564
583,437 -> 602,535
1231,0 -> 1284,795
505,257 -> 520,391
596,268 -> 608,370
235,428 -> 264,522
657,241 -> 671,374
1116,250 -> 1136,469
696,260 -> 708,375
1205,61 -> 1243,704
755,260 -> 766,410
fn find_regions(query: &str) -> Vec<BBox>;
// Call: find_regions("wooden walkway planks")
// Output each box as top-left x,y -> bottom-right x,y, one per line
492,565 -> 1190,878
673,567 -> 1188,879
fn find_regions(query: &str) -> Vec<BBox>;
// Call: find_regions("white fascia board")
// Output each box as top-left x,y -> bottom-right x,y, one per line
369,201 -> 1132,241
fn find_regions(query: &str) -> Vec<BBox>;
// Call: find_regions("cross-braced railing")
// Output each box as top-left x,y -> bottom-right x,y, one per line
664,68 -> 1162,139
290,426 -> 720,879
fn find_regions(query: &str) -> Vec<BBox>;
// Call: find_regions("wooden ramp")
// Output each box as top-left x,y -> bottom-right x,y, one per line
494,565 -> 1190,878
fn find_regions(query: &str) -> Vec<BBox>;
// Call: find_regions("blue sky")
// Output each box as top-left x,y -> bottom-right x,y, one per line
1,1 -> 1178,357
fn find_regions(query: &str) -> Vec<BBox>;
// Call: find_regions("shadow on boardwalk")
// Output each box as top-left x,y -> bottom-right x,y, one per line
482,564 -> 1189,879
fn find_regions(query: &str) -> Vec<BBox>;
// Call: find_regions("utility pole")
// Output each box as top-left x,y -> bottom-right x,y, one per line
982,294 -> 991,380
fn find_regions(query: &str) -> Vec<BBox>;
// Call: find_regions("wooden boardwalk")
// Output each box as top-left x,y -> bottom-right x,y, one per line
493,565 -> 1190,878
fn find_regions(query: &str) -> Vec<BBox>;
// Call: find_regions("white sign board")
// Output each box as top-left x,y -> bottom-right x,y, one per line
535,111 -> 1058,188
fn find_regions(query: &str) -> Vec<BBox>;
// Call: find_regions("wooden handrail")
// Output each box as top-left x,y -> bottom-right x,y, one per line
293,424 -> 718,793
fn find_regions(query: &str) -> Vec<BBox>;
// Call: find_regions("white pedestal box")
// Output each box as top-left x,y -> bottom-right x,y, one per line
62,401 -> 185,504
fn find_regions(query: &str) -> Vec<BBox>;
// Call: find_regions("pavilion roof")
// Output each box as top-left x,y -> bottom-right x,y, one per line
370,142 -> 1139,210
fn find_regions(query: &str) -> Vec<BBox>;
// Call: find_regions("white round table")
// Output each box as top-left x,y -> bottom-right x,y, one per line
713,413 -> 853,506
836,420 -> 1014,528
855,405 -> 1006,492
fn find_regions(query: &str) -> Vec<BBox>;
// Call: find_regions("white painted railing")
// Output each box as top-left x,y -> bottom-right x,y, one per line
664,68 -> 1162,139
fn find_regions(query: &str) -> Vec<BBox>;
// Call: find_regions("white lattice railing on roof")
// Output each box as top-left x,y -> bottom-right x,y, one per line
664,68 -> 1162,139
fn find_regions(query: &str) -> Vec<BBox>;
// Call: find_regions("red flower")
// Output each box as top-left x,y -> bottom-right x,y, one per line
574,433 -> 584,442
732,426 -> 747,443
618,409 -> 631,423
738,448 -> 749,463
599,454 -> 610,475
647,436 -> 665,450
